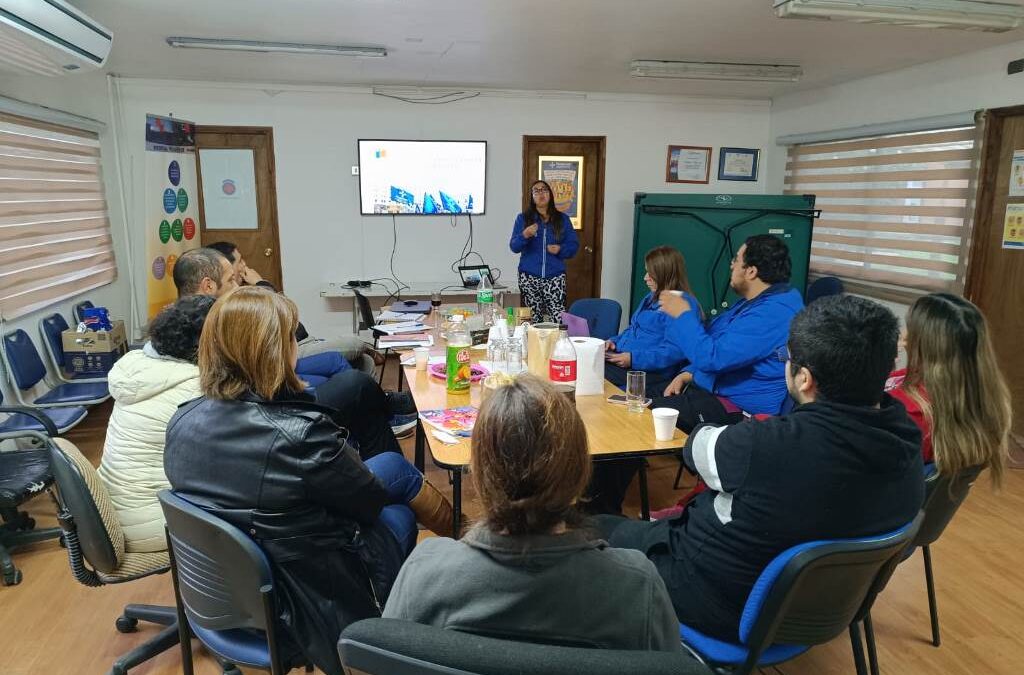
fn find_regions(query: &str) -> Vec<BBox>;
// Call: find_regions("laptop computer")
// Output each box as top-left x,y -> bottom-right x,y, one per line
458,264 -> 494,288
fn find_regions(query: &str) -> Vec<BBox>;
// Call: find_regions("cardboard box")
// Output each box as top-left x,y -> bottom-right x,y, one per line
65,350 -> 124,375
62,320 -> 127,374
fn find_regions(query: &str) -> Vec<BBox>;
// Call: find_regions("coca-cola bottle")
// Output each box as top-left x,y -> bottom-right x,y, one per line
548,324 -> 577,395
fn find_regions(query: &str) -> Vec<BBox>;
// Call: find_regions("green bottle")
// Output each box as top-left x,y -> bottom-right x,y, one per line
446,315 -> 472,393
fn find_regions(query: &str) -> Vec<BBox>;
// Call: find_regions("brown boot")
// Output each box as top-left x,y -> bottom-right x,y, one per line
409,479 -> 461,538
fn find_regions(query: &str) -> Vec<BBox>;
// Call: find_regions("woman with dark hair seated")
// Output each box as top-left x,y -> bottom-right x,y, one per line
164,286 -> 458,675
383,375 -> 681,652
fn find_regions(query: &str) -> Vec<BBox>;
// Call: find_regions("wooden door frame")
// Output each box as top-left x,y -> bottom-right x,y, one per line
521,135 -> 607,297
194,125 -> 284,289
964,105 -> 1024,301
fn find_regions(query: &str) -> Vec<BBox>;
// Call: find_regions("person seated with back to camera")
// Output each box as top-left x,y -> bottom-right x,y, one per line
604,245 -> 698,397
172,248 -> 415,456
886,292 -> 1012,484
383,375 -> 681,652
595,295 -> 925,643
163,286 -> 459,675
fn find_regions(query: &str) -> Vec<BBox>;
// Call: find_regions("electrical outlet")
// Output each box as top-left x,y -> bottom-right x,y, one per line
351,165 -> 360,175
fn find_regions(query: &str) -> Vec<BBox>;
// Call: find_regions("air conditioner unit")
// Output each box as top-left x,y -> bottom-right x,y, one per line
0,0 -> 112,76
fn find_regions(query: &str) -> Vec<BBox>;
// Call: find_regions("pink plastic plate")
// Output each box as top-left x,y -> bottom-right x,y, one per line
428,362 -> 489,382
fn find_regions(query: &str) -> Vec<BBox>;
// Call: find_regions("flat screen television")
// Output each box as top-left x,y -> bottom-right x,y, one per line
358,139 -> 487,215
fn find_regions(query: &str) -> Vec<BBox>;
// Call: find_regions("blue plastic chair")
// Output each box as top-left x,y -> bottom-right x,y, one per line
568,299 -> 622,340
1,329 -> 109,407
805,276 -> 845,304
679,512 -> 923,675
159,490 -> 313,675
72,300 -> 95,324
38,313 -> 108,384
0,389 -> 87,439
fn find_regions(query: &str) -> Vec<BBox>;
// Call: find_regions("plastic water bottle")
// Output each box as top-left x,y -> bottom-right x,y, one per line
549,324 -> 577,394
446,315 -> 472,394
476,274 -> 495,327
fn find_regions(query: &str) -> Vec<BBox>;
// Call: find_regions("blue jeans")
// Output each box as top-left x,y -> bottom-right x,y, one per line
365,452 -> 422,555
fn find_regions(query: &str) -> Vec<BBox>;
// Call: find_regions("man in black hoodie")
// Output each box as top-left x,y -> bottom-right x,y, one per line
598,295 -> 925,641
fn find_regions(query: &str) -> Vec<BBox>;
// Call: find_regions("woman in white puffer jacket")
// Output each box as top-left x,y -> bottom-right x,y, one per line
98,295 -> 214,552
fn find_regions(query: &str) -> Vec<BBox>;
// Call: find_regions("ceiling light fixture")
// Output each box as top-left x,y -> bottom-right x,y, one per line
165,37 -> 387,57
630,60 -> 803,82
773,0 -> 1024,32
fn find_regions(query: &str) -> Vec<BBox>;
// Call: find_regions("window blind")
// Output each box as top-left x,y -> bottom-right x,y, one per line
0,111 -> 116,320
784,126 -> 977,295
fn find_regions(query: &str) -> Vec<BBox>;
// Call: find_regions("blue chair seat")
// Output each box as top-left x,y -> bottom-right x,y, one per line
679,624 -> 808,666
189,623 -> 272,669
35,382 -> 110,405
0,406 -> 87,435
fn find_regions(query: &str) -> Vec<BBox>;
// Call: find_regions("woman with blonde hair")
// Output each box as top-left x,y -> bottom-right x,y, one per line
887,292 -> 1011,485
164,286 -> 457,675
384,375 -> 681,652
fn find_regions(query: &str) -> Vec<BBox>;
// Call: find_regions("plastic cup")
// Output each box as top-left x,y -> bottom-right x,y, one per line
652,407 -> 679,441
626,371 -> 646,413
413,347 -> 430,371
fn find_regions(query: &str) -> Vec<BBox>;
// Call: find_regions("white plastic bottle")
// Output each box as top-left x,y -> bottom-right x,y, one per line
548,324 -> 577,393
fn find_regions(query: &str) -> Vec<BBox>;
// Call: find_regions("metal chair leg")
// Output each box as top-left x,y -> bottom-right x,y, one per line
673,458 -> 685,490
849,622 -> 869,675
923,545 -> 941,647
864,612 -> 879,675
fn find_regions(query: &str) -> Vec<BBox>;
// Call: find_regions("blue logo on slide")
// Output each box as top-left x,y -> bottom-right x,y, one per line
390,186 -> 414,205
168,160 -> 181,186
163,188 -> 177,213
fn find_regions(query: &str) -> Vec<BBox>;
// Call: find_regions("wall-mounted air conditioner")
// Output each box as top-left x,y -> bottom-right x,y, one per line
0,0 -> 112,76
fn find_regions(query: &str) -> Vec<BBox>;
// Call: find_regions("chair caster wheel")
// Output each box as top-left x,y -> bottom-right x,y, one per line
2,569 -> 22,586
115,616 -> 139,633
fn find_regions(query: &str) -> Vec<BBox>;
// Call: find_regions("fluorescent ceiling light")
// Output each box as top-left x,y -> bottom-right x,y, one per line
773,0 -> 1024,32
165,37 -> 387,57
630,60 -> 803,82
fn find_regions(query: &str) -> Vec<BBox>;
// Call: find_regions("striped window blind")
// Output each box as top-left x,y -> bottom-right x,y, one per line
0,111 -> 116,320
784,126 -> 977,295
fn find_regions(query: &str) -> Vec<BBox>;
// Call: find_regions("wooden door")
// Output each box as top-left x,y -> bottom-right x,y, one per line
522,136 -> 606,304
195,126 -> 283,289
966,105 -> 1024,461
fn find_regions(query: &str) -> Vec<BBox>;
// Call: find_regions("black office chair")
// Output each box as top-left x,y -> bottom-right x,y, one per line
338,618 -> 709,675
47,438 -> 180,675
159,490 -> 312,675
805,276 -> 845,304
0,406 -> 62,585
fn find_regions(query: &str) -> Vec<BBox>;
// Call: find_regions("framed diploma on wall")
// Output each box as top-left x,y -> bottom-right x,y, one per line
666,145 -> 711,184
718,147 -> 760,182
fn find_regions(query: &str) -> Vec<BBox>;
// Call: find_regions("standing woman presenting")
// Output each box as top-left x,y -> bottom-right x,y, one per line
510,180 -> 579,323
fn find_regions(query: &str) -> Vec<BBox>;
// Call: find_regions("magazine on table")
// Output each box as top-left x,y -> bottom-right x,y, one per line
418,406 -> 478,437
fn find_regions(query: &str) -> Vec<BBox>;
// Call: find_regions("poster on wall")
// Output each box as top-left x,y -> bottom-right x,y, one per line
145,114 -> 200,318
198,148 -> 259,229
539,156 -> 584,230
1009,150 -> 1024,197
1002,203 -> 1024,249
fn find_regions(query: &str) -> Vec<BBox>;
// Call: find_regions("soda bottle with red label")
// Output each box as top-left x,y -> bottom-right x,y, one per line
548,324 -> 577,393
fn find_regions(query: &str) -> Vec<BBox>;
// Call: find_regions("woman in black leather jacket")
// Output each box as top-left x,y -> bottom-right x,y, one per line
164,286 -> 456,675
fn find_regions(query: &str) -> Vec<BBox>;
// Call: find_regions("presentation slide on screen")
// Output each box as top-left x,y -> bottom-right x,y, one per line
359,140 -> 486,215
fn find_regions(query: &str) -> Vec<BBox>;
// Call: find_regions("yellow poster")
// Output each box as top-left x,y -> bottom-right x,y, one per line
539,156 -> 583,230
1003,203 -> 1024,250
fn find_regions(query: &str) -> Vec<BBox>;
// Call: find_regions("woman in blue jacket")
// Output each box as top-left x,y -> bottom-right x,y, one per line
509,180 -> 579,323
606,246 -> 697,395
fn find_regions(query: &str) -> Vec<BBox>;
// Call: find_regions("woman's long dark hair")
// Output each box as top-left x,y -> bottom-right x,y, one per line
524,179 -> 565,242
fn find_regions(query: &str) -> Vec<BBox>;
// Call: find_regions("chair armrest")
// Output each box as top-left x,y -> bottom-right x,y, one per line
0,405 -> 59,436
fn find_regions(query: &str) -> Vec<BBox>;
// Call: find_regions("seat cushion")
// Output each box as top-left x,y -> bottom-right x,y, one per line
0,406 -> 87,435
679,624 -> 808,666
190,622 -> 271,669
34,382 -> 109,405
0,449 -> 52,507
97,550 -> 170,583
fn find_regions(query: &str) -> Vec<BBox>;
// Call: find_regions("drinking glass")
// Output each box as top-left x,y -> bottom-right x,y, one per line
488,338 -> 508,374
626,371 -> 646,413
506,339 -> 523,375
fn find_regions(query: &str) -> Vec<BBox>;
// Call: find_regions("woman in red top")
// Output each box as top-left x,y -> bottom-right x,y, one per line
886,293 -> 1011,486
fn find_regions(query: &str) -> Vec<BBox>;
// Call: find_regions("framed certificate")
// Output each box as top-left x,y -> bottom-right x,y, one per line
718,147 -> 760,182
666,145 -> 711,184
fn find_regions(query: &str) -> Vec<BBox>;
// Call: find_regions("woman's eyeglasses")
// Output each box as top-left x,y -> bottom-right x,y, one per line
531,187 -> 550,195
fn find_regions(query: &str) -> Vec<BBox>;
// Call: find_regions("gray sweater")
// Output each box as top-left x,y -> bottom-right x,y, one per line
382,525 -> 681,652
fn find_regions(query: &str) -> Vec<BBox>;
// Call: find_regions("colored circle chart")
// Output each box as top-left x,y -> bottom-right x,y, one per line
152,256 -> 166,280
163,188 -> 177,214
177,188 -> 189,212
166,254 -> 178,277
168,160 -> 181,186
171,219 -> 184,241
158,219 -> 171,244
183,217 -> 196,240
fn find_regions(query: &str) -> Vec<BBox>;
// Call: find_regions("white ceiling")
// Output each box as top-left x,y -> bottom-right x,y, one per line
75,0 -> 1024,98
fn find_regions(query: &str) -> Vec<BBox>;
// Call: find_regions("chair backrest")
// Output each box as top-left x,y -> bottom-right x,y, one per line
158,490 -> 275,634
338,618 -> 707,675
559,312 -> 590,338
805,277 -> 844,304
739,512 -> 923,664
3,329 -> 49,390
915,464 -> 983,547
353,290 -> 376,332
47,437 -> 125,575
39,313 -> 71,370
73,300 -> 95,324
567,299 -> 622,340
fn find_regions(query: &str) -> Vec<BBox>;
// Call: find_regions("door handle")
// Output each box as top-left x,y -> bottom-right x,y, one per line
264,248 -> 273,257
584,246 -> 594,253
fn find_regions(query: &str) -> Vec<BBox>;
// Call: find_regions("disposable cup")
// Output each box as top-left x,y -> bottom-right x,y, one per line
652,407 -> 679,441
413,347 -> 430,371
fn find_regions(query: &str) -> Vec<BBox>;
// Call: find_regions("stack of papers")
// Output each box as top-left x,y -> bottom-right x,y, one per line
377,310 -> 426,322
373,320 -> 428,335
378,334 -> 434,348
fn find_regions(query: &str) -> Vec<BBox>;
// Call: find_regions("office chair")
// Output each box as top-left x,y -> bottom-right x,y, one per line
339,618 -> 709,675
0,389 -> 87,440
568,298 -> 622,340
678,512 -> 923,675
2,329 -> 109,406
47,439 -> 181,675
805,276 -> 845,304
0,406 -> 62,585
353,289 -> 390,385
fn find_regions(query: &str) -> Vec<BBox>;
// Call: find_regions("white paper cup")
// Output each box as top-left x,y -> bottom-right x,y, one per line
413,347 -> 430,371
652,407 -> 679,441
